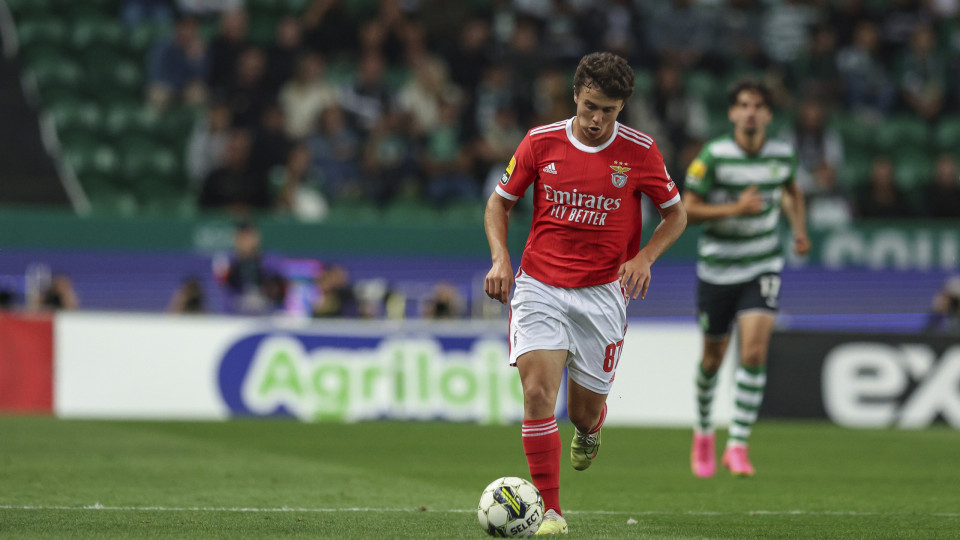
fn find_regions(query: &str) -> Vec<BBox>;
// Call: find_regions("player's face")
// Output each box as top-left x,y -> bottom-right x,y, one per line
728,90 -> 771,137
573,85 -> 624,146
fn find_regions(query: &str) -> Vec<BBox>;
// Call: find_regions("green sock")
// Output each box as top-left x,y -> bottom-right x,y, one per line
729,364 -> 766,447
695,364 -> 718,433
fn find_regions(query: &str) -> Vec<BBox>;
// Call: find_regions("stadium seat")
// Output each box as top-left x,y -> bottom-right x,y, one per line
69,17 -> 124,52
15,17 -> 69,49
832,113 -> 876,155
155,106 -> 199,147
5,0 -> 54,21
685,70 -> 723,106
836,151 -> 873,191
634,70 -> 653,97
46,99 -> 102,144
127,23 -> 169,61
103,103 -> 160,140
893,152 -> 934,191
29,57 -> 84,103
934,116 -> 960,152
875,115 -> 930,153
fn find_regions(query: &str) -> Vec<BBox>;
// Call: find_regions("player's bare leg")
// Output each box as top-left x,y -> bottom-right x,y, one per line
722,312 -> 775,477
517,350 -> 568,534
692,335 -> 728,478
567,381 -> 607,471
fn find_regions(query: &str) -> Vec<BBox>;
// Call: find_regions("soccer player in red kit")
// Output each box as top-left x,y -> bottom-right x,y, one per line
484,52 -> 687,535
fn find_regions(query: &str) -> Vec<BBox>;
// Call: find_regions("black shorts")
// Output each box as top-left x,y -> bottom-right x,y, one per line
697,273 -> 781,338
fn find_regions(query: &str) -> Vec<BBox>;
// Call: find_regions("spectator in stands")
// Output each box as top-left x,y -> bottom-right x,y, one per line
446,18 -> 494,106
198,128 -> 271,211
896,23 -> 947,121
422,282 -> 466,319
628,64 -> 709,177
421,101 -> 477,207
473,63 -> 516,138
29,273 -> 79,311
264,17 -> 304,97
186,101 -> 232,188
828,0 -> 878,49
147,14 -> 208,110
856,155 -> 915,218
398,54 -> 461,136
760,0 -> 820,68
312,264 -> 356,318
168,276 -> 205,313
121,0 -> 174,30
837,20 -> 897,120
717,0 -> 767,72
273,144 -> 328,222
278,53 -> 338,140
475,106 -> 525,198
250,104 -> 293,182
806,163 -> 855,229
206,9 -> 249,96
223,47 -> 273,129
781,99 -> 845,194
302,0 -> 356,58
924,275 -> 960,333
879,0 -> 933,59
531,66 -> 577,127
791,24 -> 841,103
218,220 -> 285,315
923,153 -> 960,218
361,109 -> 417,206
176,0 -> 242,21
306,105 -> 362,200
340,52 -> 394,135
641,0 -> 715,69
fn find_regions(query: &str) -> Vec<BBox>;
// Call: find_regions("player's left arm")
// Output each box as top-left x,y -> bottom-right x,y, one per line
619,200 -> 687,300
781,181 -> 810,256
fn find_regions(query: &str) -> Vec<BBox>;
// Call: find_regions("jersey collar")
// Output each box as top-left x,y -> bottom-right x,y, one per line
565,117 -> 618,153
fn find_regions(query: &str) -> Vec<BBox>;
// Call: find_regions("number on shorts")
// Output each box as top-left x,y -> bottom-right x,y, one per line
759,274 -> 782,308
603,339 -> 624,373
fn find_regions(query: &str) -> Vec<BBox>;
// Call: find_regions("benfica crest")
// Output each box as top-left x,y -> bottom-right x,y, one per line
610,161 -> 630,188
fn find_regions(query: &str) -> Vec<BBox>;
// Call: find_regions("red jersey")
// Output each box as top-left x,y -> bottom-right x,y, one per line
496,118 -> 681,288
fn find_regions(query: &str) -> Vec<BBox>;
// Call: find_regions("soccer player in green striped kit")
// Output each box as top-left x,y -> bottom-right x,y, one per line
682,80 -> 810,477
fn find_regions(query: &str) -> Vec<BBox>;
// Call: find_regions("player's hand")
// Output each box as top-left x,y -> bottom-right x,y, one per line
794,231 -> 811,256
484,260 -> 514,305
618,254 -> 653,300
736,185 -> 764,216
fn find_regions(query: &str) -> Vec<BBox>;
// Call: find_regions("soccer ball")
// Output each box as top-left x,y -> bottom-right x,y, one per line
477,476 -> 543,537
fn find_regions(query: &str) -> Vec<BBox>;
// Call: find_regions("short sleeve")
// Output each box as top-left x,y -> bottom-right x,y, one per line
684,146 -> 714,196
494,133 -> 537,201
637,141 -> 681,209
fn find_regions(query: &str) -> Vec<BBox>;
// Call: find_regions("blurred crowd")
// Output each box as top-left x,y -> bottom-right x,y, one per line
128,0 -> 960,227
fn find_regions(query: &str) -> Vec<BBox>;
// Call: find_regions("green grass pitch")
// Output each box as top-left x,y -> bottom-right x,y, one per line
0,417 -> 957,538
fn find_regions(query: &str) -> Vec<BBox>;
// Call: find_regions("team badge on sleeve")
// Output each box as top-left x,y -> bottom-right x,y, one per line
609,161 -> 630,188
689,159 -> 707,180
500,156 -> 517,185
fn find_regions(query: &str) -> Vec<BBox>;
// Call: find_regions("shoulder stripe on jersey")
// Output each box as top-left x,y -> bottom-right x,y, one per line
659,192 -> 681,209
529,123 -> 566,136
495,185 -> 519,201
618,125 -> 654,144
617,132 -> 652,148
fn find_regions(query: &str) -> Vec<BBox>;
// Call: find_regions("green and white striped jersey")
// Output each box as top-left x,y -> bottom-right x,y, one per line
684,134 -> 797,285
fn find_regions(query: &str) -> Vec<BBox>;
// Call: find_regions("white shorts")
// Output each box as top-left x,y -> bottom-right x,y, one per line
509,270 -> 628,394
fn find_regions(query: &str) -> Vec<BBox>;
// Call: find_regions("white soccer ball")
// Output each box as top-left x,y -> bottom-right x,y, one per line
477,476 -> 543,537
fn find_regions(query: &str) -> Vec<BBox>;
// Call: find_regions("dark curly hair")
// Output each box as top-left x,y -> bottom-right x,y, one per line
573,52 -> 635,102
728,79 -> 773,108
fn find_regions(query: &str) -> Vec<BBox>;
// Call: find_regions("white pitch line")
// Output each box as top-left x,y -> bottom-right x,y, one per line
0,505 -> 957,517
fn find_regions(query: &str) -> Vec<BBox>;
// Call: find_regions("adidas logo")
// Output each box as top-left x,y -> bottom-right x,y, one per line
542,162 -> 558,175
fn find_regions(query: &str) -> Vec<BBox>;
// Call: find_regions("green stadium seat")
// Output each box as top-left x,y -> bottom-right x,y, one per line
685,70 -> 722,106
29,57 -> 83,102
47,99 -> 102,143
934,116 -> 960,152
69,17 -> 124,51
156,106 -> 199,146
634,70 -> 653,97
62,140 -> 120,182
88,190 -> 140,217
103,103 -> 160,140
832,113 -> 877,155
893,152 -> 934,191
875,115 -> 930,153
248,16 -> 280,46
283,0 -> 312,14
6,0 -> 54,21
836,151 -> 874,191
127,23 -> 168,60
16,18 -> 69,48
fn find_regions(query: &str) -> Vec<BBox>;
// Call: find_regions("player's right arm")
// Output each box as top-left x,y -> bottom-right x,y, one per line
681,150 -> 762,223
483,135 -> 537,305
484,192 -> 515,305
